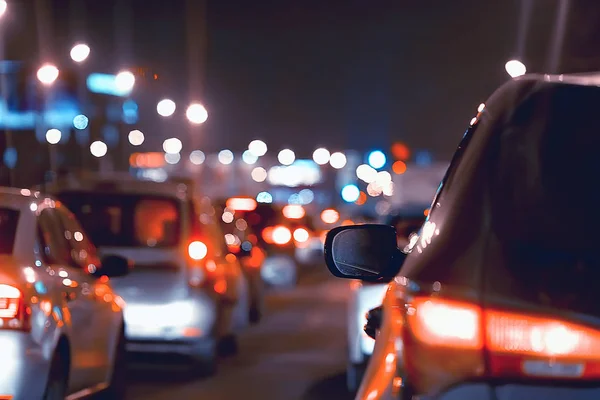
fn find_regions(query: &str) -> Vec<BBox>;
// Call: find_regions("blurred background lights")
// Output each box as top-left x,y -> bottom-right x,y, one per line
256,191 -> 273,203
248,140 -> 267,157
157,99 -> 176,117
505,59 -> 526,78
251,167 -> 268,182
163,137 -> 182,154
218,149 -> 234,165
3,148 -> 17,169
368,150 -> 387,169
70,43 -> 90,63
321,208 -> 340,224
165,152 -> 181,165
186,103 -> 208,124
90,141 -> 107,157
115,70 -> 135,93
189,150 -> 206,165
128,130 -> 144,146
356,164 -> 378,183
329,152 -> 347,169
312,148 -> 330,165
45,129 -> 61,144
341,184 -> 360,203
37,64 -> 59,85
0,1 -> 7,17
72,114 -> 89,130
242,149 -> 259,164
278,149 -> 295,165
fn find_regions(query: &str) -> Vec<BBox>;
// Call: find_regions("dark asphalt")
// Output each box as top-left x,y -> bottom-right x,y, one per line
125,267 -> 354,400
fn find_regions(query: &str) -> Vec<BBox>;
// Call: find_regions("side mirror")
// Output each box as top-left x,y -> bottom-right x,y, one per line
324,224 -> 404,282
97,255 -> 131,278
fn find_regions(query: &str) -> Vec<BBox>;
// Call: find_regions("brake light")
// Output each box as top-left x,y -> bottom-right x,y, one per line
293,228 -> 310,243
0,284 -> 29,330
0,284 -> 20,319
405,296 -> 600,381
272,226 -> 292,245
188,241 -> 208,260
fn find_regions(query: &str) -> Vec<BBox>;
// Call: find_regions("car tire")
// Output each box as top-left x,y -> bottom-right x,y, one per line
217,333 -> 239,357
43,349 -> 68,400
97,325 -> 127,400
346,361 -> 367,393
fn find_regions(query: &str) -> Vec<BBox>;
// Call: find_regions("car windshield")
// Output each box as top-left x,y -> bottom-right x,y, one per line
56,191 -> 181,248
489,82 -> 600,313
0,208 -> 19,254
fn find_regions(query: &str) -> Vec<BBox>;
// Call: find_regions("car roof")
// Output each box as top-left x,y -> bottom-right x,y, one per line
0,187 -> 45,211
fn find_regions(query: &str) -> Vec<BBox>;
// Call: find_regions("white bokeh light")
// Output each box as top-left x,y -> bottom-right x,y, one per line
186,103 -> 208,124
312,148 -> 330,165
278,149 -> 295,165
37,64 -> 59,85
0,1 -> 7,17
165,153 -> 181,165
251,167 -> 268,182
157,99 -> 176,117
45,129 -> 61,144
115,71 -> 135,92
70,43 -> 90,63
329,152 -> 347,169
189,150 -> 206,165
128,130 -> 145,146
218,149 -> 234,165
505,59 -> 527,78
248,140 -> 267,157
90,141 -> 108,158
356,164 -> 378,183
242,149 -> 259,164
163,137 -> 183,154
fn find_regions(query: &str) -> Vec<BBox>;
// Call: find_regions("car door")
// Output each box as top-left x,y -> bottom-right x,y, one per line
37,206 -> 97,392
54,204 -> 118,385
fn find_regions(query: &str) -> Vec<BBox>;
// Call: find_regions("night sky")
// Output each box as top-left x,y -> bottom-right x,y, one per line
3,0 -> 600,160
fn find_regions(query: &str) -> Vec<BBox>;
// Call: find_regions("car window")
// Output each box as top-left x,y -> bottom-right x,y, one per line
56,191 -> 182,248
0,208 -> 20,254
54,205 -> 100,271
37,208 -> 71,265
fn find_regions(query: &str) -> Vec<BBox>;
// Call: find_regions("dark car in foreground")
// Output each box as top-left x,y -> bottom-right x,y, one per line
324,73 -> 600,399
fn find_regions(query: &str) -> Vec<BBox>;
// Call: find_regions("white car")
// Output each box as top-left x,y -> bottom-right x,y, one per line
0,187 -> 130,399
47,173 -> 251,372
346,210 -> 426,391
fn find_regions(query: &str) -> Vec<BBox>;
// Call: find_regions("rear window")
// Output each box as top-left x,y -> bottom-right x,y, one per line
0,208 -> 19,254
56,191 -> 181,248
488,82 -> 600,313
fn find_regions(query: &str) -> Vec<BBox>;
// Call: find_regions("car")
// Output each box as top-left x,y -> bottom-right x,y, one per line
46,173 -> 251,373
0,187 -> 130,399
345,207 -> 426,392
323,73 -> 600,399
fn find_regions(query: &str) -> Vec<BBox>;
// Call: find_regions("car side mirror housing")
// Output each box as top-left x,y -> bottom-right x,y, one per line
96,255 -> 131,278
324,224 -> 404,282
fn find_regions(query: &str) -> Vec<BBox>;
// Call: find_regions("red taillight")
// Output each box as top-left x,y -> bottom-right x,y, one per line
0,284 -> 20,319
406,296 -> 600,380
272,226 -> 291,245
293,227 -> 310,244
188,241 -> 208,261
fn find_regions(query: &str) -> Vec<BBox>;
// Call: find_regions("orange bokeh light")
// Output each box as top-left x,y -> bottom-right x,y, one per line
393,160 -> 407,175
391,142 -> 410,160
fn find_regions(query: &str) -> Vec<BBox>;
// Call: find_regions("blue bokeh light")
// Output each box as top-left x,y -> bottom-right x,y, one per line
367,150 -> 386,169
341,184 -> 360,203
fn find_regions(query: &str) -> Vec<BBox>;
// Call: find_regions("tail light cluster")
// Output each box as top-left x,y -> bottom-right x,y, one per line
0,284 -> 30,330
262,225 -> 311,246
405,296 -> 600,381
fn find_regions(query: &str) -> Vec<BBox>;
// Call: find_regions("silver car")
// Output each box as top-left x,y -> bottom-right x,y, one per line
0,188 -> 129,399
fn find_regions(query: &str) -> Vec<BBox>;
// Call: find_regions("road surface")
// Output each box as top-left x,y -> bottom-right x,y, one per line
126,268 -> 354,400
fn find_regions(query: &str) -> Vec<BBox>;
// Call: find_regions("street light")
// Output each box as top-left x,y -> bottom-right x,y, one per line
186,103 -> 208,124
163,137 -> 182,154
278,149 -> 295,165
45,129 -> 61,145
505,59 -> 527,78
70,43 -> 90,63
248,140 -> 267,157
90,141 -> 108,158
128,130 -> 144,146
37,64 -> 59,85
0,1 -> 7,18
157,99 -> 176,117
115,70 -> 135,93
312,148 -> 330,165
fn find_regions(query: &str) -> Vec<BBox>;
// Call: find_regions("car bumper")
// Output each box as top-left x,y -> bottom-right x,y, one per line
126,336 -> 216,358
123,296 -> 217,346
0,331 -> 50,399
428,383 -> 600,400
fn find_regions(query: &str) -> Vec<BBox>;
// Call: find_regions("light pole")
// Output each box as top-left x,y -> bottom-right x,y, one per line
37,64 -> 59,180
